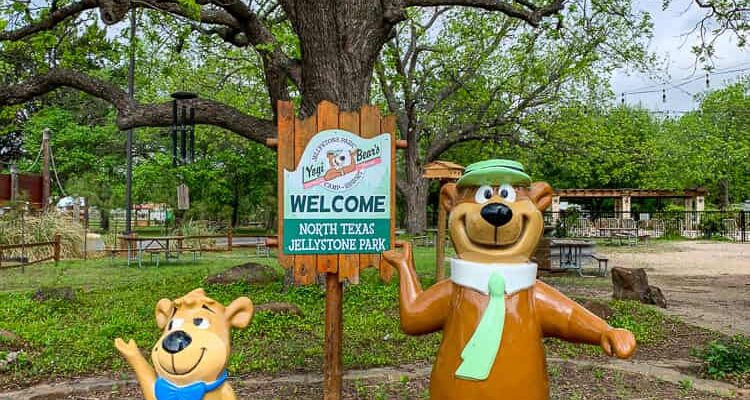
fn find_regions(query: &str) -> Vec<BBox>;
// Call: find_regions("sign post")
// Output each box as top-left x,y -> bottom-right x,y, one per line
272,101 -> 401,399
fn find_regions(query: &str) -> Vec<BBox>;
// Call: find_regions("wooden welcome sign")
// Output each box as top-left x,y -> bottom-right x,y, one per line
274,100 -> 399,285
269,100 -> 404,399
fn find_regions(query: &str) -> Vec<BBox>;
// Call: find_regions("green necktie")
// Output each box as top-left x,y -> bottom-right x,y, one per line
455,271 -> 506,381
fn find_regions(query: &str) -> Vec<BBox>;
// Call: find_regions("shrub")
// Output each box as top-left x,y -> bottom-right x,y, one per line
553,209 -> 581,238
173,219 -> 217,248
695,335 -> 750,379
698,213 -> 725,239
0,211 -> 85,259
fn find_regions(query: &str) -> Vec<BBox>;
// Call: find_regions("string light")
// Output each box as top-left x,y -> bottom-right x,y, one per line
619,65 -> 750,103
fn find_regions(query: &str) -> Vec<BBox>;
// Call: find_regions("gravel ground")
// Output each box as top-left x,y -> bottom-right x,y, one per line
604,241 -> 750,335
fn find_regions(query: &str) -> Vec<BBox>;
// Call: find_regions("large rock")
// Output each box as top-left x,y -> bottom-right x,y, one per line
611,267 -> 667,308
0,329 -> 21,344
206,262 -> 280,285
32,286 -> 75,302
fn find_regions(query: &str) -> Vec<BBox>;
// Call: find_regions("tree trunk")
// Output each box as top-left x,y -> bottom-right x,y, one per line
288,1 -> 402,116
100,208 -> 110,232
719,179 -> 730,210
401,177 -> 430,234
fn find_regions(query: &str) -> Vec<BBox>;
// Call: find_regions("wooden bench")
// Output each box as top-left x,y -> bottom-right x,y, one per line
178,246 -> 202,261
146,247 -> 202,266
107,248 -> 136,266
413,235 -> 434,247
144,249 -> 172,267
590,254 -> 609,277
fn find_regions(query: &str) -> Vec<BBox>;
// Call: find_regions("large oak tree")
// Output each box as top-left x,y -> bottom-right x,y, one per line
0,0 -> 568,138
0,0 -> 738,232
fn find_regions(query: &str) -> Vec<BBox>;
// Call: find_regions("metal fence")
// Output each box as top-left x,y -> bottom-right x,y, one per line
544,210 -> 749,242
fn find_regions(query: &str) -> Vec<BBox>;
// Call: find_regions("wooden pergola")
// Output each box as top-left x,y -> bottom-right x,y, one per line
423,161 -> 464,280
551,187 -> 708,221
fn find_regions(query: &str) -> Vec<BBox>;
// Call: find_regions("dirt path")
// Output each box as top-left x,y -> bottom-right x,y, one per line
2,358 -> 740,400
604,241 -> 750,336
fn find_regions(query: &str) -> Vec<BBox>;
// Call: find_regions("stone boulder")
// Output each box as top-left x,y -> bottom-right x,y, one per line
611,267 -> 667,308
0,329 -> 21,344
255,302 -> 303,317
206,262 -> 280,285
32,286 -> 76,302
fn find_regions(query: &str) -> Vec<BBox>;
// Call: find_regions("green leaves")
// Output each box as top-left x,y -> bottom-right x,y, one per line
176,0 -> 202,20
695,335 -> 750,379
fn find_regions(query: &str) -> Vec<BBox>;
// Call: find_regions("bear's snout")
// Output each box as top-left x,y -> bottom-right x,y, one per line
480,203 -> 513,227
162,330 -> 192,354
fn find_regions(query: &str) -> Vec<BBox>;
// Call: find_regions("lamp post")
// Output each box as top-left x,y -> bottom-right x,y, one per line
124,10 -> 137,235
170,91 -> 197,166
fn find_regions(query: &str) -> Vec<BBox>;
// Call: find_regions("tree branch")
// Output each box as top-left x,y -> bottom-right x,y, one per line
405,0 -> 565,27
121,99 -> 275,142
424,70 -> 558,162
426,129 -> 516,162
0,0 -> 98,40
0,69 -> 275,142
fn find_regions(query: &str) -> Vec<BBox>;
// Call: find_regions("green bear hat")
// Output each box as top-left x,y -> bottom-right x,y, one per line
457,159 -> 531,187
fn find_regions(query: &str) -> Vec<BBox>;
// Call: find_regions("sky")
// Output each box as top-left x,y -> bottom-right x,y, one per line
610,0 -> 750,113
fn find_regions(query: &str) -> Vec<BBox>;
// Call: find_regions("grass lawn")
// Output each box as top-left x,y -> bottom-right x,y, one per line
0,246 -> 676,389
0,248 -> 444,386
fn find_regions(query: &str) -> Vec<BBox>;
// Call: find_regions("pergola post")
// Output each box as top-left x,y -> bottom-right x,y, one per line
695,196 -> 705,225
422,161 -> 464,281
435,187 -> 448,281
551,196 -> 561,223
622,196 -> 631,220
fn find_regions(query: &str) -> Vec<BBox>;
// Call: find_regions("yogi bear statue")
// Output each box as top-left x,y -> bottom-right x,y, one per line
383,159 -> 636,400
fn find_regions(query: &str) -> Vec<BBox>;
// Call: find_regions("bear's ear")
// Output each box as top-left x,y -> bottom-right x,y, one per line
155,299 -> 174,330
529,181 -> 553,211
225,297 -> 254,329
440,183 -> 458,212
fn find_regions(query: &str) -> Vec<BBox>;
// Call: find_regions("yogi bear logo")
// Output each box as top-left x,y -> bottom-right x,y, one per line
302,135 -> 382,192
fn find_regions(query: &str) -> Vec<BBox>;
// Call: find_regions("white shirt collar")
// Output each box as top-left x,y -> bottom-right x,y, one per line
450,258 -> 537,295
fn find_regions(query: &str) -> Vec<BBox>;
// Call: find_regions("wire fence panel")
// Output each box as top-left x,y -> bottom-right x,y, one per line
546,210 -> 748,242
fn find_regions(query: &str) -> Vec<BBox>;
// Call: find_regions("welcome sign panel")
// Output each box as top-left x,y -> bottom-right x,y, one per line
283,129 -> 392,254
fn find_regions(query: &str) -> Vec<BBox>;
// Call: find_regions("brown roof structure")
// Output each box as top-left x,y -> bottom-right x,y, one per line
422,161 -> 465,180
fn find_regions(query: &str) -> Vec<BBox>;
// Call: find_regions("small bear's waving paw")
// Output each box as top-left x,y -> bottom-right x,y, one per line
600,328 -> 636,359
114,338 -> 141,358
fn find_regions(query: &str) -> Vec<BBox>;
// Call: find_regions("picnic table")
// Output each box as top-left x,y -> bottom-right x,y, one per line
550,239 -> 608,277
118,235 -> 196,267
597,227 -> 646,245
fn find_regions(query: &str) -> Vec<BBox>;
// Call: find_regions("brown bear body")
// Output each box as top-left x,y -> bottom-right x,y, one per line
430,282 -> 548,400
384,170 -> 636,400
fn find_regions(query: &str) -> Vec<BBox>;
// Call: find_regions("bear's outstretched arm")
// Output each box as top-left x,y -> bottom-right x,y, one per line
533,281 -> 636,359
383,241 -> 453,335
114,338 -> 157,400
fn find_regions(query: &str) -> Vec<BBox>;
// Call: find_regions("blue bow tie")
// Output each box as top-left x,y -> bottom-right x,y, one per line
154,370 -> 228,400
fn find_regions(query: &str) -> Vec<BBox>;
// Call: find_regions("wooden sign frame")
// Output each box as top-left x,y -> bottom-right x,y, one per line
276,100 -> 398,285
272,100 -> 402,399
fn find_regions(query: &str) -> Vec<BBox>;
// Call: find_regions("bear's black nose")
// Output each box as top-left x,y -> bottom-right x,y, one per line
162,331 -> 192,354
481,203 -> 513,227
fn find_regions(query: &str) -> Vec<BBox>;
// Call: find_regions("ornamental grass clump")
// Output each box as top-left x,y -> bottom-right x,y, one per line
173,219 -> 218,249
0,212 -> 85,259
